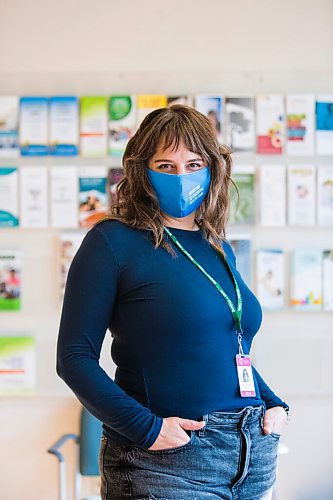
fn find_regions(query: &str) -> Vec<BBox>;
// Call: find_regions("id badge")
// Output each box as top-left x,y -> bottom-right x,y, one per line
236,354 -> 256,397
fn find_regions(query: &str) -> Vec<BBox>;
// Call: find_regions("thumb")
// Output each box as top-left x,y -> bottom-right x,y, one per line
178,418 -> 206,430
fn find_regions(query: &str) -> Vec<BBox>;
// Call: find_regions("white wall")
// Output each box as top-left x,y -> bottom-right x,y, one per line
0,1 -> 333,499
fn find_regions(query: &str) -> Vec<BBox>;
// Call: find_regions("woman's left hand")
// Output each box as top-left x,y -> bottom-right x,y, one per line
262,406 -> 288,436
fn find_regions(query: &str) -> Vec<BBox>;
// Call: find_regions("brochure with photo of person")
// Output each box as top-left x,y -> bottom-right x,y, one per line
0,251 -> 21,311
225,96 -> 255,153
229,165 -> 256,225
59,231 -> 86,300
109,95 -> 136,157
316,94 -> 333,155
49,96 -> 79,156
0,96 -> 19,158
290,249 -> 322,311
256,94 -> 284,154
50,166 -> 78,229
317,165 -> 333,226
195,94 -> 224,143
0,336 -> 36,395
260,165 -> 286,226
80,96 -> 108,157
286,94 -> 315,156
78,166 -> 108,228
287,165 -> 316,226
256,249 -> 285,311
19,97 -> 49,155
0,167 -> 19,227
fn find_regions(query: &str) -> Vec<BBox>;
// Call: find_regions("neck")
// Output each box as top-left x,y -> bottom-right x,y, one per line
162,212 -> 199,231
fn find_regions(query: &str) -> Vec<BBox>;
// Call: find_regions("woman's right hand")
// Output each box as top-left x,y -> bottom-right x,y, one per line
147,416 -> 206,451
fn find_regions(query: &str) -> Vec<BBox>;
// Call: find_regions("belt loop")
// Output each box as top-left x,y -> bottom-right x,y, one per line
198,413 -> 208,437
240,407 -> 251,428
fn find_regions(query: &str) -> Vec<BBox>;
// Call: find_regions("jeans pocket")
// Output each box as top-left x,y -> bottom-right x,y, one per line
133,429 -> 195,455
268,431 -> 281,440
260,412 -> 281,440
99,435 -> 108,478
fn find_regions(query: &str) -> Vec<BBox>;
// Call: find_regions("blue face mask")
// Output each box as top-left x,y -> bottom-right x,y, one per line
147,166 -> 211,218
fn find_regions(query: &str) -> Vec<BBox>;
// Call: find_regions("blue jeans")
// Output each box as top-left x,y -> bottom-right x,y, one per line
99,405 -> 280,499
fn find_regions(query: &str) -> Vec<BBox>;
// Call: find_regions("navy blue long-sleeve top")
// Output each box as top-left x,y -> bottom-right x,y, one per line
56,219 -> 289,449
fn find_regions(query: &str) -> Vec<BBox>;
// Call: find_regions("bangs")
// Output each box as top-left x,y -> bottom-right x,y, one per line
157,115 -> 211,162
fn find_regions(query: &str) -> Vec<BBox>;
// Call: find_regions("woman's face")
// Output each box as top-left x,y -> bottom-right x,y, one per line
148,138 -> 206,175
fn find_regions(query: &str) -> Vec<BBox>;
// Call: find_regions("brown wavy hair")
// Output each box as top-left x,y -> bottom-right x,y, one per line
95,104 -> 238,258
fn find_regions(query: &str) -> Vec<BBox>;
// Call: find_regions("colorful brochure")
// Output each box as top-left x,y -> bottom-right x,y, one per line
20,166 -> 48,228
317,165 -> 333,226
19,97 -> 49,155
256,249 -> 285,310
225,96 -> 255,153
0,251 -> 21,311
287,165 -> 316,226
256,94 -> 284,154
108,96 -> 136,156
195,95 -> 224,143
316,94 -> 333,155
80,96 -> 108,157
0,167 -> 19,227
260,165 -> 286,226
49,96 -> 79,155
0,336 -> 36,395
50,166 -> 78,228
290,249 -> 322,310
286,94 -> 315,156
0,96 -> 19,158
78,166 -> 108,228
229,165 -> 256,225
136,95 -> 167,126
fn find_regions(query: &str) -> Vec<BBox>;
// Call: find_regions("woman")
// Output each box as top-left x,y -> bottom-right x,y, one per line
56,104 -> 290,499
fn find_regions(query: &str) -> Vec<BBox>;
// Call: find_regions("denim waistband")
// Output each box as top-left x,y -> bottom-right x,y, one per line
199,405 -> 265,427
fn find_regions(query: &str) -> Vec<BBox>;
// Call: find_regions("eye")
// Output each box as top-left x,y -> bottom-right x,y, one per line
187,162 -> 203,170
156,164 -> 175,171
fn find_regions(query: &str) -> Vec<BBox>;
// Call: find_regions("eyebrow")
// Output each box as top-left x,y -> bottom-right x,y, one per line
154,158 -> 203,163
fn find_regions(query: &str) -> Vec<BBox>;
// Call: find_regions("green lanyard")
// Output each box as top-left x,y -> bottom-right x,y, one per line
163,226 -> 245,355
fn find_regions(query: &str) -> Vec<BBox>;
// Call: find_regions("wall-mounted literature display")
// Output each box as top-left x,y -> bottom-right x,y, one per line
0,93 -> 333,158
0,81 -> 331,406
0,90 -> 332,329
0,163 -> 331,231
